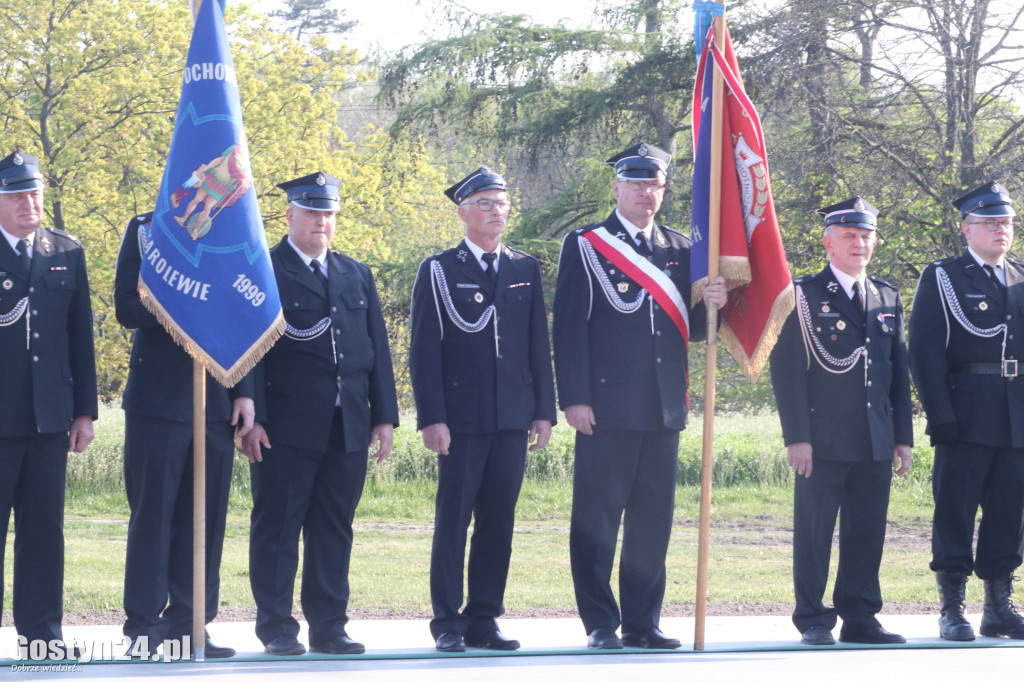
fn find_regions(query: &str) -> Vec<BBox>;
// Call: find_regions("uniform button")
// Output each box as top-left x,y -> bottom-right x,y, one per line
866,337 -> 871,343
332,306 -> 338,313
293,302 -> 299,307
654,304 -> 660,310
498,354 -> 504,360
32,332 -> 39,339
1008,315 -> 1013,320
656,357 -> 662,363
866,402 -> 871,408
28,286 -> 34,293
335,329 -> 341,335
600,378 -> 606,383
867,380 -> 872,387
360,300 -> 365,305
32,356 -> 39,362
867,359 -> 872,365
32,309 -> 38,316
656,331 -> 662,336
337,353 -> 344,359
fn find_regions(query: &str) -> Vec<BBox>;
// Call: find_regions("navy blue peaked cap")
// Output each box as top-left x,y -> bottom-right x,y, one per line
817,196 -> 878,231
277,171 -> 340,211
954,181 -> 1015,218
444,166 -> 507,205
0,151 -> 45,193
605,143 -> 671,181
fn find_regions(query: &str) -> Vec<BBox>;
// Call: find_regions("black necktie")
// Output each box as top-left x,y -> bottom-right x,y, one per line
636,232 -> 652,260
984,264 -> 1005,291
16,238 -> 30,277
852,280 -> 866,321
481,252 -> 497,284
310,258 -> 328,292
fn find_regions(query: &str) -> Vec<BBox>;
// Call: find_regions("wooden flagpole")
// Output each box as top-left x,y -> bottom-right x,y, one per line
694,1 -> 727,651
189,0 -> 207,662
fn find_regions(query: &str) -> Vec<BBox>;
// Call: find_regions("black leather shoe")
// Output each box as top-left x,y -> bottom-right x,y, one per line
264,635 -> 306,656
800,625 -> 835,645
309,634 -> 366,655
435,631 -> 466,652
839,625 -> 905,644
621,628 -> 681,649
465,630 -> 520,650
587,627 -> 623,650
203,635 -> 236,659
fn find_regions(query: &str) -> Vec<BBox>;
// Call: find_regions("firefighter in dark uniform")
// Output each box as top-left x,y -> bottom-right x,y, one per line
552,143 -> 726,650
769,197 -> 913,646
409,167 -> 556,653
115,213 -> 253,658
910,181 -> 1024,641
241,172 -> 399,657
0,150 -> 97,656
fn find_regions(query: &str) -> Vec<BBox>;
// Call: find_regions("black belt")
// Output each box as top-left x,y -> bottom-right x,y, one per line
951,360 -> 1018,378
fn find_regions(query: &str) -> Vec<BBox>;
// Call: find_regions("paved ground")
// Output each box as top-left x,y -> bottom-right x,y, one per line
3,614 -> 1023,680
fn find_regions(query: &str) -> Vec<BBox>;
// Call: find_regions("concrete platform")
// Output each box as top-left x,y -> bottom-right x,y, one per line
3,614 -> 1023,680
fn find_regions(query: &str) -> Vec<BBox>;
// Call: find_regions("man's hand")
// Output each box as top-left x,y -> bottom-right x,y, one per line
528,419 -> 553,452
422,422 -> 451,455
565,404 -> 596,436
68,415 -> 94,453
370,423 -> 395,463
241,422 -> 269,463
701,275 -> 728,308
787,442 -> 813,478
893,444 -> 913,476
231,397 -> 255,439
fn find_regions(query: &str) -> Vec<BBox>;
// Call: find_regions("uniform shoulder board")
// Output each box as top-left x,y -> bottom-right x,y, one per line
867,274 -> 898,291
660,224 -> 684,238
793,271 -> 819,285
132,211 -> 154,225
504,245 -> 532,259
1006,255 -> 1024,268
43,226 -> 80,244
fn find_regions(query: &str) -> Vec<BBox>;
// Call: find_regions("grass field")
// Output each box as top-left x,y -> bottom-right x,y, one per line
3,405 -> 951,624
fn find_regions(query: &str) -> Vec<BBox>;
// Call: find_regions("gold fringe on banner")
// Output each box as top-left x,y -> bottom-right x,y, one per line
139,276 -> 285,388
721,281 -> 794,382
691,256 -> 752,307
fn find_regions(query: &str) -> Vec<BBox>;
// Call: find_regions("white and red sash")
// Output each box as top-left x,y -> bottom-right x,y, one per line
582,226 -> 690,343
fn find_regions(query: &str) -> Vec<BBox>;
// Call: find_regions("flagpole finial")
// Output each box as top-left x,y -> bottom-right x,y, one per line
693,1 -> 726,58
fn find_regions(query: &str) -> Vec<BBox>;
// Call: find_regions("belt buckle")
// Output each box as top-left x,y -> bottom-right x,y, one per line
1003,359 -> 1018,378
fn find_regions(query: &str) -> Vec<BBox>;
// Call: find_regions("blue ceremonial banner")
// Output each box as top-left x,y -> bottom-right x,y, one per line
140,0 -> 283,387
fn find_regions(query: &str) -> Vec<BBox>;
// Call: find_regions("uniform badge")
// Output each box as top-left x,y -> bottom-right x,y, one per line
617,282 -> 629,293
663,269 -> 672,277
638,144 -> 648,157
316,173 -> 326,186
473,292 -> 484,303
2,279 -> 11,290
882,324 -> 890,333
826,281 -> 839,293
609,269 -> 616,275
980,301 -> 989,311
821,304 -> 831,313
457,249 -> 468,262
836,320 -> 847,330
12,152 -> 23,166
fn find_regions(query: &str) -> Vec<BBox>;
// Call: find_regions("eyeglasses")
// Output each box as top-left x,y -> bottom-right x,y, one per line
462,198 -> 511,212
624,181 -> 666,193
966,219 -> 1013,232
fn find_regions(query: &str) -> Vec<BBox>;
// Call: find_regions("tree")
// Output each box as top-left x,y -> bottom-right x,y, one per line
378,0 -> 705,237
745,0 -> 1024,287
268,0 -> 357,42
